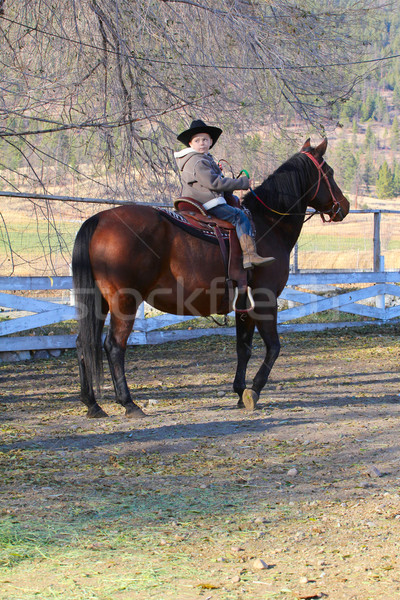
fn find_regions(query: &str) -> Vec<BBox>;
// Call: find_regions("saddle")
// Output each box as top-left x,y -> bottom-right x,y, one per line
173,196 -> 253,313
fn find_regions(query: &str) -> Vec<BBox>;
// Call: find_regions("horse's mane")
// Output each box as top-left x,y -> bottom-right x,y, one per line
242,152 -> 312,217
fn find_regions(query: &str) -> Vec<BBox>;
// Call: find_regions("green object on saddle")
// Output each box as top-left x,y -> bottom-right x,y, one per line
239,169 -> 250,179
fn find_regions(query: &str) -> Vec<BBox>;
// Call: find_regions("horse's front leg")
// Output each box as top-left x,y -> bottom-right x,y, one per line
233,312 -> 256,408
242,314 -> 281,411
104,314 -> 146,418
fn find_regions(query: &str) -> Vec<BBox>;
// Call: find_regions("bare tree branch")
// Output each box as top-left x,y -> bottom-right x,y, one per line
0,0 -> 383,200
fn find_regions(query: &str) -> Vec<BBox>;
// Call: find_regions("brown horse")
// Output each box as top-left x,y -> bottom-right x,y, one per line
72,138 -> 349,418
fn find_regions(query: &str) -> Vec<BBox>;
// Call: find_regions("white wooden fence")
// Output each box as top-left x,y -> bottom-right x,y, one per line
0,271 -> 399,355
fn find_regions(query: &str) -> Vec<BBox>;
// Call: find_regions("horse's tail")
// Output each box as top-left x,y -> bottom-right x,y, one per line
72,214 -> 104,392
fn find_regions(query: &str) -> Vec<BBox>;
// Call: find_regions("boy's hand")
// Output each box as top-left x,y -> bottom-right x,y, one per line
240,175 -> 250,189
238,169 -> 250,189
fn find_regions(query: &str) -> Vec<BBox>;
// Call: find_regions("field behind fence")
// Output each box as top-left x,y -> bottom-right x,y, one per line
1,194 -> 400,277
0,194 -> 399,357
295,210 -> 400,271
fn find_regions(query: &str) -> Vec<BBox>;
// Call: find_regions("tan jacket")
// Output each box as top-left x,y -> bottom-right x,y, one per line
174,148 -> 249,209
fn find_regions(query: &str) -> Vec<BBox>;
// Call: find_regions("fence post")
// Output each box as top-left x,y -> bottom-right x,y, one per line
69,264 -> 75,306
136,302 -> 145,328
376,255 -> 385,312
373,211 -> 381,272
373,212 -> 385,311
287,244 -> 299,309
293,243 -> 299,273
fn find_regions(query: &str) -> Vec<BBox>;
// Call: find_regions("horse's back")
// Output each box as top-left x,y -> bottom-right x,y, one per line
94,203 -> 164,237
91,204 -> 167,255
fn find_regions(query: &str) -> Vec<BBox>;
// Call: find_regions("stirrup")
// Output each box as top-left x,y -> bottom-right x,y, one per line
232,286 -> 255,313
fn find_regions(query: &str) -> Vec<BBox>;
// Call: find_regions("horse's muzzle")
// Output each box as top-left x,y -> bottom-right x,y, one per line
332,195 -> 350,222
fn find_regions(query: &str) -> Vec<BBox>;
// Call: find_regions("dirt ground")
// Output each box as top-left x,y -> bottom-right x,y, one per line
1,324 -> 400,600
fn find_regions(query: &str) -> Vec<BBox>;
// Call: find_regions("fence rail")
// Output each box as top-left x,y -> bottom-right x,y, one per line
1,194 -> 400,276
0,271 -> 399,354
1,197 -> 400,355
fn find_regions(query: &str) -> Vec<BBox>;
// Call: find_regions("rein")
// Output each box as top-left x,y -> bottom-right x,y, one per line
250,188 -> 294,217
243,153 -> 341,223
221,156 -> 340,223
237,171 -> 315,221
248,188 -> 316,223
237,169 -> 294,217
219,160 -> 292,216
218,162 -> 286,215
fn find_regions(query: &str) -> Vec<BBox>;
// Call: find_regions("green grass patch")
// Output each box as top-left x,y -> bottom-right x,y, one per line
282,309 -> 371,324
297,233 -> 372,252
0,221 -> 77,257
387,239 -> 400,250
0,519 -> 60,568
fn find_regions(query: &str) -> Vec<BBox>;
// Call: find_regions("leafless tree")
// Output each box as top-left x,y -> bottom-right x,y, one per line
0,0 -> 385,201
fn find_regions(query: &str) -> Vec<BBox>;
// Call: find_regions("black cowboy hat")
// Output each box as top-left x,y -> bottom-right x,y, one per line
177,119 -> 222,148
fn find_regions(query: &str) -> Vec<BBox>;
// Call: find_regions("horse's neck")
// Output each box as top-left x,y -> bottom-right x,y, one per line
254,211 -> 305,253
253,167 -> 309,250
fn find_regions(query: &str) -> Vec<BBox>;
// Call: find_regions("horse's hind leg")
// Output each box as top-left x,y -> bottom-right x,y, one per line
76,334 -> 108,418
104,310 -> 145,419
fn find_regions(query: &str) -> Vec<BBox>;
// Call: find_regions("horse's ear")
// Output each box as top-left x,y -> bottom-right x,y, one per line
315,138 -> 328,156
301,138 -> 312,152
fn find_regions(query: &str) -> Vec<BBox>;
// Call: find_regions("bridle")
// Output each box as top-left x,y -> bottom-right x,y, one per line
301,151 -> 343,222
229,153 -> 343,222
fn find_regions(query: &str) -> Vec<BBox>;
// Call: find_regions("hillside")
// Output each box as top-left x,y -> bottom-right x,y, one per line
0,3 -> 399,206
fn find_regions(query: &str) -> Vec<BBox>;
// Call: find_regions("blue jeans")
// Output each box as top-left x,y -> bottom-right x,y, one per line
207,203 -> 252,238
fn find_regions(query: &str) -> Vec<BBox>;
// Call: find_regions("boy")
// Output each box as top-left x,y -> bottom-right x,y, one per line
174,119 -> 274,269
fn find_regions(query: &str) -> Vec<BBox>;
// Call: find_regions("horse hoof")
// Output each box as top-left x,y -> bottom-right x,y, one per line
242,389 -> 259,411
237,398 -> 245,409
87,405 -> 108,418
125,405 -> 146,419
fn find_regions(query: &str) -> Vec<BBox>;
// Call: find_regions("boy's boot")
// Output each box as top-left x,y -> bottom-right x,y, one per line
239,234 -> 275,269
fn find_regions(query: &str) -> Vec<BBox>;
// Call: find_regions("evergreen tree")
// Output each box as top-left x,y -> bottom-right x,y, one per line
390,116 -> 399,152
392,160 -> 400,196
363,125 -> 376,153
344,154 -> 358,192
360,93 -> 376,122
374,96 -> 388,125
393,84 -> 400,111
333,140 -> 358,192
339,97 -> 360,123
376,161 -> 394,198
362,156 -> 376,194
351,118 -> 358,147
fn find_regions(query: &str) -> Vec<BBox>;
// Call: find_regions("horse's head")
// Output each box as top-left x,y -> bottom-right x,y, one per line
301,138 -> 350,222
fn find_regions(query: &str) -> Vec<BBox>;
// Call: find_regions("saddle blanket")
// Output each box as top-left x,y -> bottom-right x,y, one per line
157,207 -> 230,244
